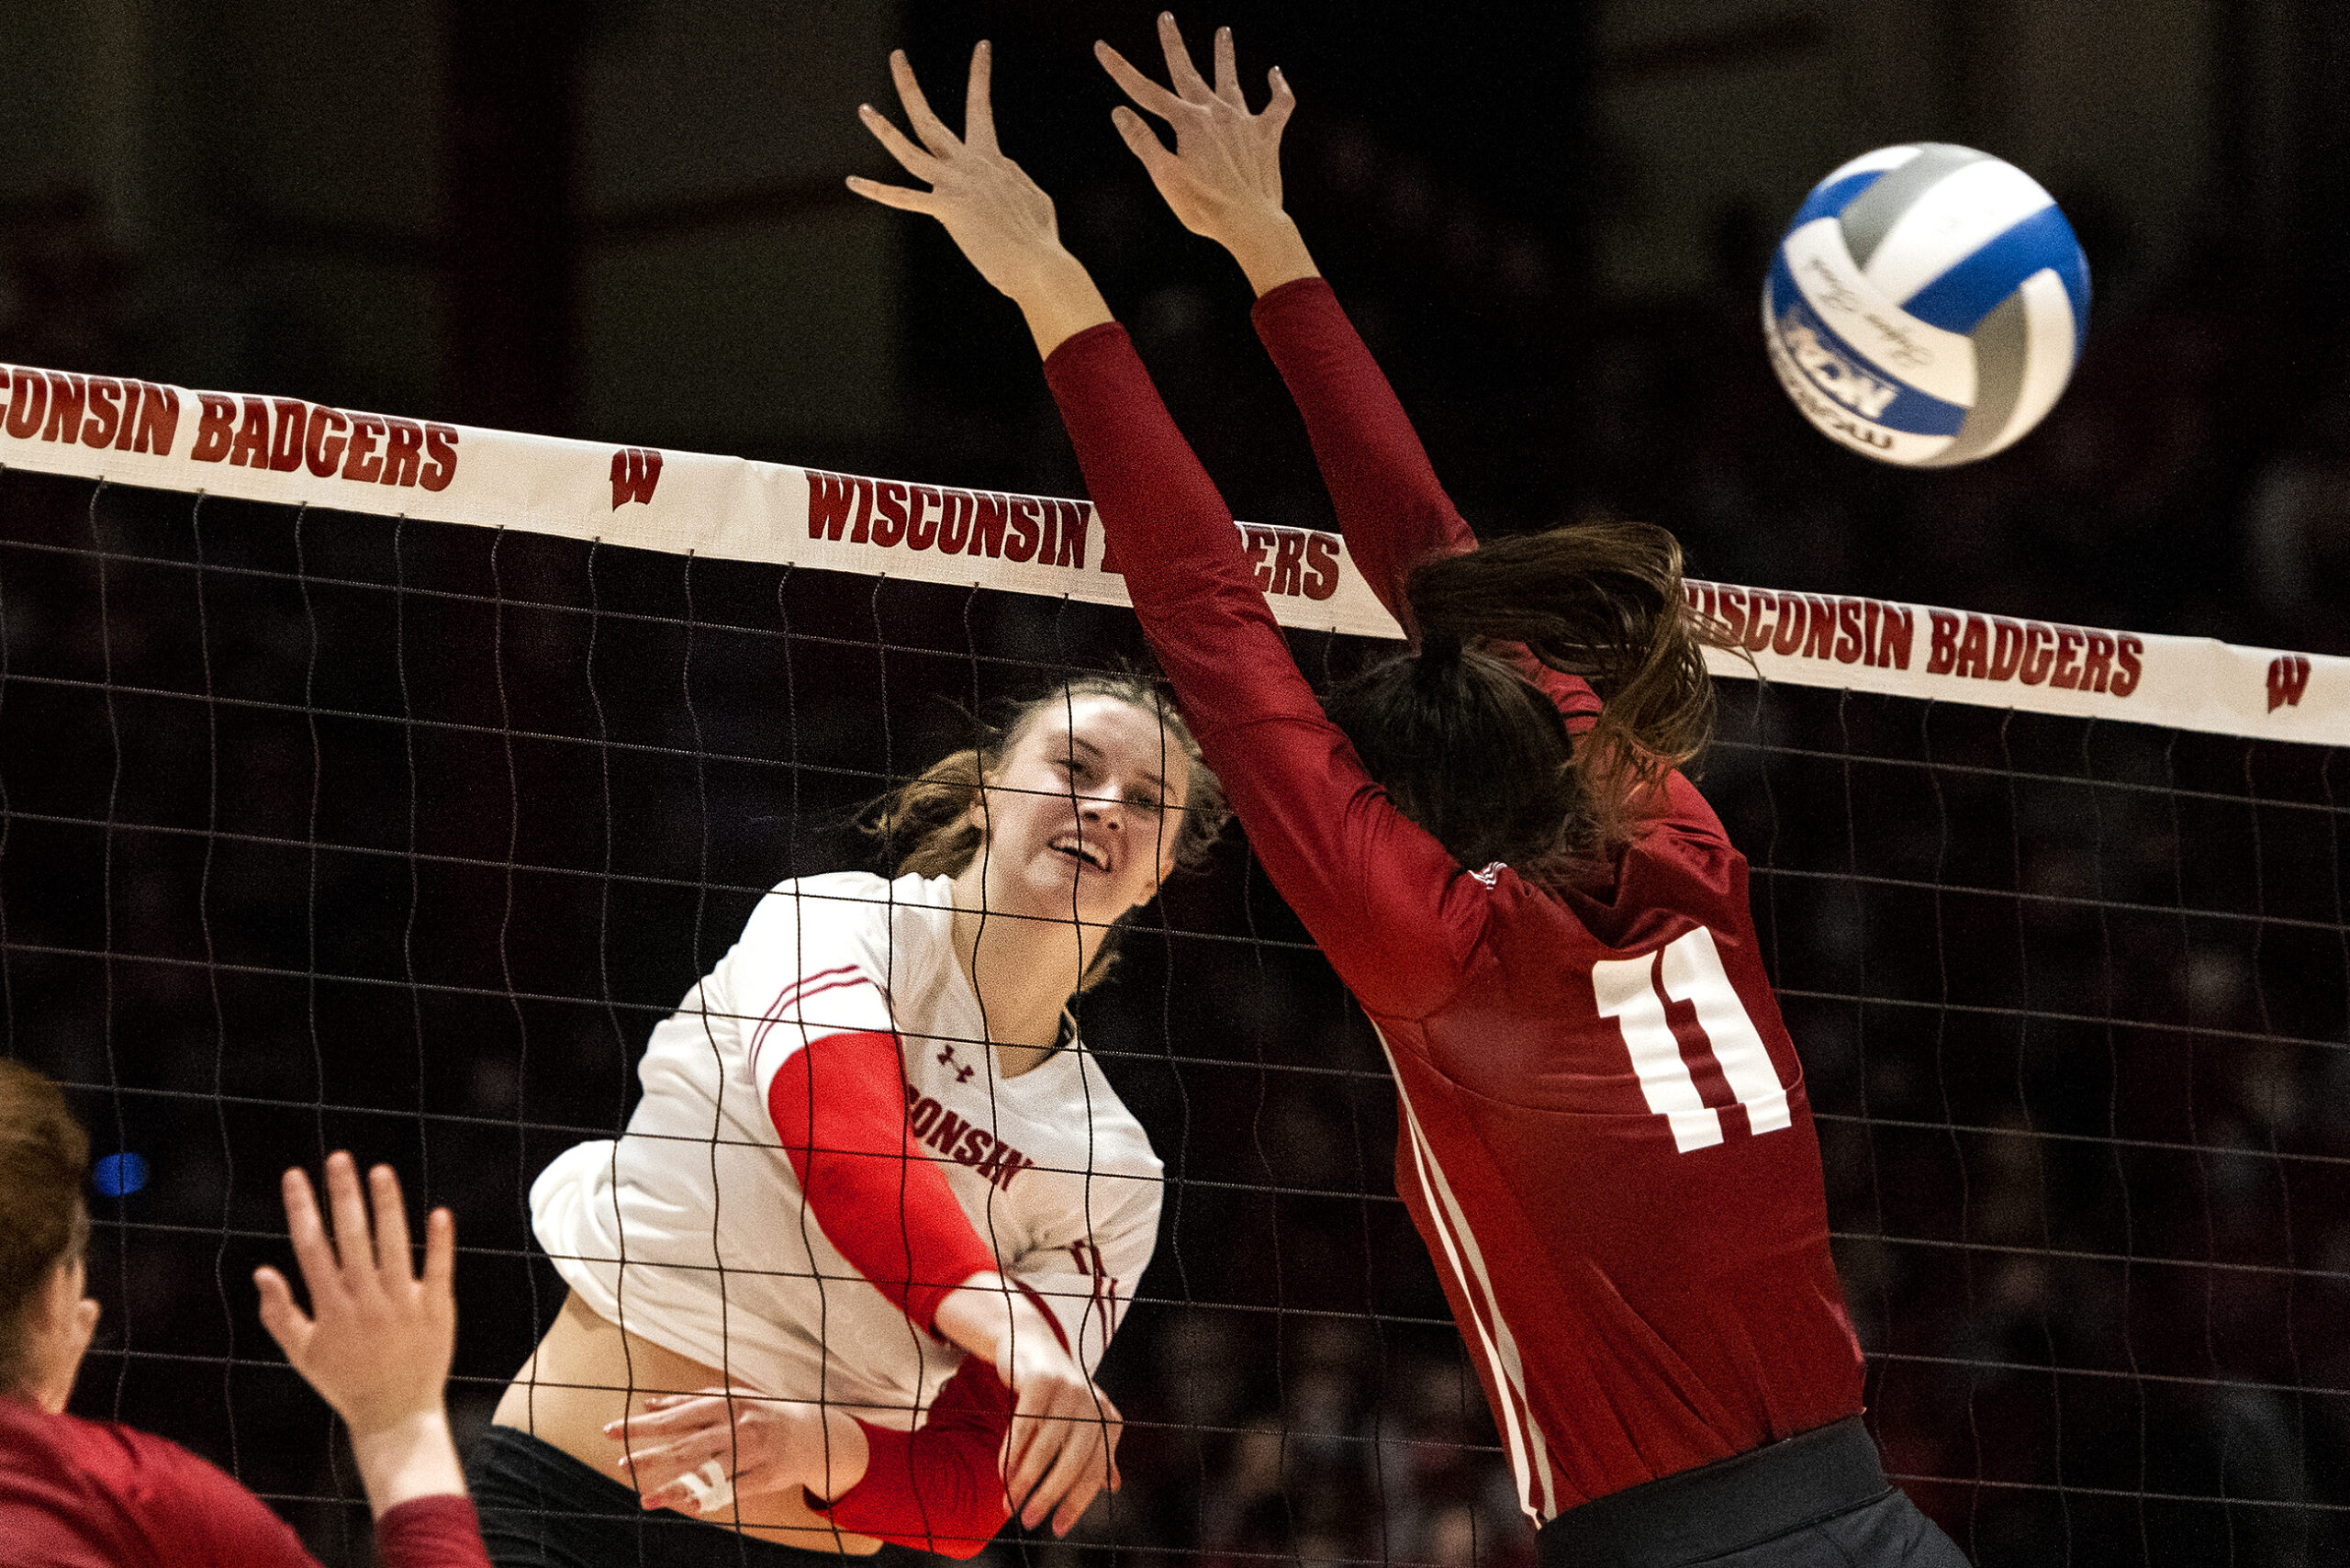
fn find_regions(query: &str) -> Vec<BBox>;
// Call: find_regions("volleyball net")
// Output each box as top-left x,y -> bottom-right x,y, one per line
4,362 -> 2345,1568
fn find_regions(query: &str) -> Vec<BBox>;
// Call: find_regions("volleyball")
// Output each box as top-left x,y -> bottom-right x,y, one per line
1763,143 -> 2090,466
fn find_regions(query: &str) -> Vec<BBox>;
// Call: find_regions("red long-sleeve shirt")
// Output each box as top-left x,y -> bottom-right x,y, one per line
0,1396 -> 487,1568
1042,277 -> 1863,1521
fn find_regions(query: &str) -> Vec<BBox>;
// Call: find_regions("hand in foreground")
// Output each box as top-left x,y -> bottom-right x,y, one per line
608,1387 -> 864,1518
848,43 -> 1112,355
254,1153 -> 465,1516
1001,1318 -> 1125,1536
937,1279 -> 1124,1536
1095,15 -> 1314,295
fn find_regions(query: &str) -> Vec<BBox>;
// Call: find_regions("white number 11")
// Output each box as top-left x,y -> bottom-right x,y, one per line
1592,926 -> 1791,1154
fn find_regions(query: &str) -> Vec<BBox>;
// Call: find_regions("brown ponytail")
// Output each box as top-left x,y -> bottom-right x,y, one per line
1326,521 -> 1726,879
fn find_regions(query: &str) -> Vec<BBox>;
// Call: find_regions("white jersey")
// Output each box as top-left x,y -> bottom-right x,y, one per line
531,870 -> 1162,1429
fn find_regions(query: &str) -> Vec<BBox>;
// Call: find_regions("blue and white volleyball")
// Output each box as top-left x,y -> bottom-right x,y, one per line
1763,144 -> 2089,466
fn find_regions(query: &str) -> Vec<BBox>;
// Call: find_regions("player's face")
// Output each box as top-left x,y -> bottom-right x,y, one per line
975,693 -> 1190,927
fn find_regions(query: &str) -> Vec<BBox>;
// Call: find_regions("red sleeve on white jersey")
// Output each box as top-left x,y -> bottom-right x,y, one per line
766,1028 -> 1000,1333
807,1182 -> 1149,1555
815,1353 -> 1016,1557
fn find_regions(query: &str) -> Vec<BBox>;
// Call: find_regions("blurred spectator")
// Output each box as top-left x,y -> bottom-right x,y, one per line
0,188 -> 136,376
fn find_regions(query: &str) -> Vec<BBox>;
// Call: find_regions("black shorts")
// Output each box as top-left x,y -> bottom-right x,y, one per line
1534,1418 -> 1973,1568
465,1423 -> 875,1568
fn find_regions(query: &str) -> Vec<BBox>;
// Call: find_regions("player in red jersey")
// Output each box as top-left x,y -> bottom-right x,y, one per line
849,22 -> 1970,1566
0,1060 -> 489,1568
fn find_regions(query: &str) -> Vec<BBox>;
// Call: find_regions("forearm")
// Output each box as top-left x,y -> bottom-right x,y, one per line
933,1272 -> 1068,1367
1008,250 -> 1115,361
348,1409 -> 470,1519
1251,276 -> 1473,623
1042,323 -> 1320,732
804,1405 -> 872,1502
1219,211 -> 1319,297
1043,324 -> 1472,1015
814,1353 -> 1018,1558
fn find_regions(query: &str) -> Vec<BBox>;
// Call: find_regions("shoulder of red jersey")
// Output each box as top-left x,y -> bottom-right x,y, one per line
0,1405 -> 315,1567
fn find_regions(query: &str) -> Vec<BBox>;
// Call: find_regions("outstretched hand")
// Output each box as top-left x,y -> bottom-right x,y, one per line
254,1153 -> 454,1437
254,1152 -> 467,1516
848,43 -> 1113,357
1096,16 -> 1315,296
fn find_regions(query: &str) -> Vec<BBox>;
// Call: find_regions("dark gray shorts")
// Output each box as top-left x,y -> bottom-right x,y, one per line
1535,1418 -> 1973,1568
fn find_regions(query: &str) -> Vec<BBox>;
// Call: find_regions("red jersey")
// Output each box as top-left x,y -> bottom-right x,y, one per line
1040,277 -> 1864,1522
0,1395 -> 487,1567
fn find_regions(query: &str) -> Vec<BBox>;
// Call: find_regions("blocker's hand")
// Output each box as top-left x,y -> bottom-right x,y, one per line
253,1152 -> 455,1439
610,1387 -> 854,1518
254,1152 -> 468,1517
1096,16 -> 1299,266
849,44 -> 1068,303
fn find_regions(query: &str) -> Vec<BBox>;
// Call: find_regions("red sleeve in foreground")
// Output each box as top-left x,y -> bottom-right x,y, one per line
767,1029 -> 1001,1332
816,1353 -> 1016,1558
6,1412 -> 324,1568
375,1495 -> 492,1568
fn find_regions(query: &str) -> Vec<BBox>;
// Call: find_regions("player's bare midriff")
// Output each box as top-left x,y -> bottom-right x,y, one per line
490,1290 -> 885,1554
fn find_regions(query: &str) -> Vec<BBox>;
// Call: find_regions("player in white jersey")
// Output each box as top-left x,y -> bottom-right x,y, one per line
469,675 -> 1226,1567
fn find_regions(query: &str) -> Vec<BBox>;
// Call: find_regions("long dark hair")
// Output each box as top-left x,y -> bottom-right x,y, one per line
1325,521 -> 1723,879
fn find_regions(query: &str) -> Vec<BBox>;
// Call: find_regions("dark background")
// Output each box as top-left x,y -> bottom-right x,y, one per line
5,3 -> 2350,1566
7,0 -> 2350,649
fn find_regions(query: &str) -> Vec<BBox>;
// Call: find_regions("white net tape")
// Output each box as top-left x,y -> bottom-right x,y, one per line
4,359 -> 2335,745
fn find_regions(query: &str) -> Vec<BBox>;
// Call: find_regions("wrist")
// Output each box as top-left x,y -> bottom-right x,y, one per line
1224,214 -> 1318,297
1012,252 -> 1114,361
345,1407 -> 467,1518
933,1271 -> 1015,1361
935,1272 -> 1062,1372
803,1406 -> 872,1504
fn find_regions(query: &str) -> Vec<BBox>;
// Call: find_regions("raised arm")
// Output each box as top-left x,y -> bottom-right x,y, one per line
252,1154 -> 490,1567
1101,21 -> 1599,728
850,41 -> 1482,1020
1096,17 -> 1470,628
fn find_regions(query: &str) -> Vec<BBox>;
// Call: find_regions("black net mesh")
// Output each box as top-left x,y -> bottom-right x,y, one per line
3,466 -> 2344,1567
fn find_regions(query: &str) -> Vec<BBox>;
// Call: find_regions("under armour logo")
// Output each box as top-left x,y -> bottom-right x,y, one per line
954,1063 -> 974,1083
937,1044 -> 957,1065
2267,654 -> 2311,713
